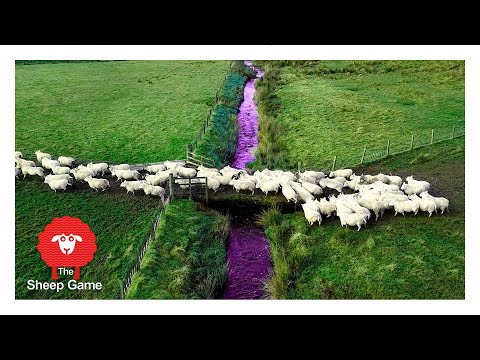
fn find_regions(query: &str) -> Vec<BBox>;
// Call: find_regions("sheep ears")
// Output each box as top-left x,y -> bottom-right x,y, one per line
74,235 -> 83,242
51,235 -> 62,243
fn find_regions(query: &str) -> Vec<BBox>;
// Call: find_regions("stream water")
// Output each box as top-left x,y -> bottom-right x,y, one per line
218,61 -> 272,300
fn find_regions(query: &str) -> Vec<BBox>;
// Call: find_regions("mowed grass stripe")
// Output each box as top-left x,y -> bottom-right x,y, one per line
16,60 -> 231,163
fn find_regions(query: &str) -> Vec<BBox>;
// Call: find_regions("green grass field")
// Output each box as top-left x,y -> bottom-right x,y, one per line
127,200 -> 229,299
259,137 -> 464,299
15,179 -> 160,299
252,60 -> 464,170
15,60 -> 230,163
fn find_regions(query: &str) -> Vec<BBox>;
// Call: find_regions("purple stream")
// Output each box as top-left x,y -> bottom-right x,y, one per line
219,61 -> 272,300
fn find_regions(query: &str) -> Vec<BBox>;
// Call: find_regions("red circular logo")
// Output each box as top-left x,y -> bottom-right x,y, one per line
37,216 -> 97,280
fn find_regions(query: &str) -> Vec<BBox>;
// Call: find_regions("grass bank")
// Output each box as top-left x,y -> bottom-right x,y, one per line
127,200 -> 230,299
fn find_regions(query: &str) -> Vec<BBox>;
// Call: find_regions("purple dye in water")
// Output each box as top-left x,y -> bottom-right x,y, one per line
219,224 -> 271,299
219,61 -> 272,300
231,61 -> 264,170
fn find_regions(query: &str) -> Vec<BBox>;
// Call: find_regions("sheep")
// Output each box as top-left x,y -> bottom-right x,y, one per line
41,158 -> 60,170
299,180 -> 323,196
332,176 -> 347,185
401,182 -> 430,196
109,164 -> 131,173
87,162 -> 109,176
385,175 -> 403,187
205,177 -> 221,192
280,182 -> 298,203
120,180 -> 146,194
301,203 -> 322,226
164,161 -> 185,170
344,175 -> 362,190
84,176 -> 110,192
16,158 -> 35,168
52,166 -> 72,175
221,166 -> 245,179
76,164 -> 97,176
338,212 -> 367,231
210,174 -> 232,186
318,197 -> 337,217
70,168 -> 95,181
329,169 -> 353,179
290,181 -> 314,203
44,178 -> 70,192
177,166 -> 197,178
238,174 -> 258,184
112,169 -> 140,181
198,165 -> 219,173
58,156 -> 75,167
256,179 -> 281,196
21,166 -> 44,179
420,192 -> 449,214
139,183 -> 166,198
297,172 -> 317,184
177,178 -> 203,189
35,150 -> 51,162
45,174 -> 73,184
357,195 -> 384,221
145,172 -> 170,186
319,178 -> 343,192
145,164 -> 166,173
229,179 -> 256,195
338,194 -> 371,220
409,194 -> 436,217
15,168 -> 20,178
15,151 -> 23,159
389,199 -> 420,216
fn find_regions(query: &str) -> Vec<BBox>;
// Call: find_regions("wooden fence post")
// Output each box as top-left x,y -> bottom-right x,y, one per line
189,178 -> 192,199
451,124 -> 456,139
431,129 -> 434,144
386,140 -> 390,156
332,156 -> 337,171
297,161 -> 301,173
169,173 -> 174,201
361,147 -> 367,164
410,134 -> 415,149
205,178 -> 209,204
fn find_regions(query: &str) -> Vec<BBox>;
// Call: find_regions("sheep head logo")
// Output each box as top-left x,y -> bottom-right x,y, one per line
37,216 -> 97,281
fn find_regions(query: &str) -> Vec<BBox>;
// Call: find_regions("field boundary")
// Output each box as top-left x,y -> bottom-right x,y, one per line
297,124 -> 465,173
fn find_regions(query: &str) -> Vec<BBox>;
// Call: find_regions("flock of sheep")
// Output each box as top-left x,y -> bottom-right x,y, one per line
15,150 -> 449,231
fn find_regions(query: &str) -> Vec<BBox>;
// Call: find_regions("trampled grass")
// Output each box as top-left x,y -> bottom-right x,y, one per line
127,200 -> 229,299
15,179 -> 160,299
15,60 -> 230,163
253,60 -> 464,170
260,137 -> 464,299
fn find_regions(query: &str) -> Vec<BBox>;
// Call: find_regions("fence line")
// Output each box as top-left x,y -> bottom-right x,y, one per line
120,196 -> 171,299
299,124 -> 465,173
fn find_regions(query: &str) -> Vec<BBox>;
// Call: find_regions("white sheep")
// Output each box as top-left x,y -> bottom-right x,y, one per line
15,151 -> 23,159
280,182 -> 298,203
145,171 -> 171,186
409,194 -> 436,217
401,182 -> 430,196
198,165 -> 219,173
206,177 -> 221,192
70,168 -> 95,181
389,199 -> 419,216
120,180 -> 146,194
87,162 -> 109,176
145,164 -> 166,173
139,183 -> 166,197
338,212 -> 367,231
329,169 -> 353,179
164,161 -> 185,170
45,174 -> 73,183
16,158 -> 35,168
299,180 -> 323,196
21,166 -> 44,179
177,166 -> 197,178
420,192 -> 449,214
290,181 -> 314,203
210,174 -> 232,186
110,164 -> 131,172
385,175 -> 402,187
58,156 -> 75,167
332,176 -> 347,185
113,169 -> 140,181
84,176 -> 110,192
301,203 -> 322,226
44,178 -> 70,192
318,197 -> 337,217
52,166 -> 72,175
357,195 -> 384,221
256,179 -> 280,196
41,158 -> 60,170
319,178 -> 343,192
229,179 -> 255,195
35,150 -> 51,162
297,172 -> 317,184
404,176 -> 431,193
344,175 -> 362,190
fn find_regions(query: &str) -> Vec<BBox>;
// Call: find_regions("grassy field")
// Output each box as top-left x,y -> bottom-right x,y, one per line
252,60 -> 464,170
15,60 -> 230,163
259,137 -> 465,299
15,179 -> 160,299
127,200 -> 229,299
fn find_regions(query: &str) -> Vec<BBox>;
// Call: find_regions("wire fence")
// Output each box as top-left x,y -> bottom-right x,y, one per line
298,124 -> 465,173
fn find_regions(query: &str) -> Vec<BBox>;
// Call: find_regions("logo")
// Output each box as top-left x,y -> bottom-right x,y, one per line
37,216 -> 97,281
